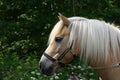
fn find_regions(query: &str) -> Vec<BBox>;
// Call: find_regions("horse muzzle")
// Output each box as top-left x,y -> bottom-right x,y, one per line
39,54 -> 57,76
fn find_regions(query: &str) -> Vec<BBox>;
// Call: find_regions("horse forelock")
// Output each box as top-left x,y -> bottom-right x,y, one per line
48,21 -> 63,45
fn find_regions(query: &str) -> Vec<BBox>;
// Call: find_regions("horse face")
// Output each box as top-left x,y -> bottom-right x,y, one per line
39,14 -> 74,76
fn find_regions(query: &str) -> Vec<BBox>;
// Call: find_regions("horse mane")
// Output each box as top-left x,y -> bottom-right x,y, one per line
49,17 -> 120,64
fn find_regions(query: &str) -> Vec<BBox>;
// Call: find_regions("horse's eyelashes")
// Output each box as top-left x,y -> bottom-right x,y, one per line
55,37 -> 63,42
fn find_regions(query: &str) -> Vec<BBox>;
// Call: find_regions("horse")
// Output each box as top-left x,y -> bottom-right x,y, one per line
39,13 -> 120,80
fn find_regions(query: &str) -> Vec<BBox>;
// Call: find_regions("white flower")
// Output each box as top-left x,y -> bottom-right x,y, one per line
31,71 -> 35,75
30,77 -> 36,80
73,66 -> 77,69
78,65 -> 82,69
55,76 -> 59,80
50,77 -> 54,80
89,73 -> 94,76
89,79 -> 94,80
36,72 -> 40,76
80,68 -> 84,71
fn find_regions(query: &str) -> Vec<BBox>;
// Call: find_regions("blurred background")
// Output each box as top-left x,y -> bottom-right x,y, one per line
0,0 -> 120,80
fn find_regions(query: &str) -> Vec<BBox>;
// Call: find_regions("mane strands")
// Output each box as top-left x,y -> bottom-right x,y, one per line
68,17 -> 120,64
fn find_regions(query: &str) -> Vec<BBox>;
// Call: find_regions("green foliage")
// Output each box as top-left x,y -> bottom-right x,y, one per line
1,53 -> 46,80
2,39 -> 39,58
0,0 -> 120,80
1,51 -> 99,80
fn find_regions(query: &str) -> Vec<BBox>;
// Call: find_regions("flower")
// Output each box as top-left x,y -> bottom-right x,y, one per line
30,77 -> 36,80
78,65 -> 82,69
31,71 -> 35,75
55,76 -> 59,80
75,76 -> 79,80
36,72 -> 40,76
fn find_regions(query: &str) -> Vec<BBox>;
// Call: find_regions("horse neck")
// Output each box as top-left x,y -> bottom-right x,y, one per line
91,52 -> 120,80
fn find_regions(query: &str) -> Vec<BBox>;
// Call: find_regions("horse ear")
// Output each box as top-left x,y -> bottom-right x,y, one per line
58,13 -> 70,26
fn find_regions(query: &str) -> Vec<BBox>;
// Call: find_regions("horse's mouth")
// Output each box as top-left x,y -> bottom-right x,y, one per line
40,62 -> 55,76
40,61 -> 63,76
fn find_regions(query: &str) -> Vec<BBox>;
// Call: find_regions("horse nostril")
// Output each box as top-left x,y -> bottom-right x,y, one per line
39,62 -> 43,70
39,62 -> 46,74
39,63 -> 42,69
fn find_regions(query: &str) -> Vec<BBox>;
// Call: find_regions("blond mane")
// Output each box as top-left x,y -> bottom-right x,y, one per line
49,17 -> 120,64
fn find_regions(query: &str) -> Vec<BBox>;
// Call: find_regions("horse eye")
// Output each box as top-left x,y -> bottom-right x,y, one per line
55,37 -> 63,42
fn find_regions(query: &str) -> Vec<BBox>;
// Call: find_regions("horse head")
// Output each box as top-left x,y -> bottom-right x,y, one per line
39,14 -> 78,76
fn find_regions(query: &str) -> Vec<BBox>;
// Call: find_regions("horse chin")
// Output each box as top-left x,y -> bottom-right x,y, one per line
40,64 -> 56,76
42,66 -> 61,76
